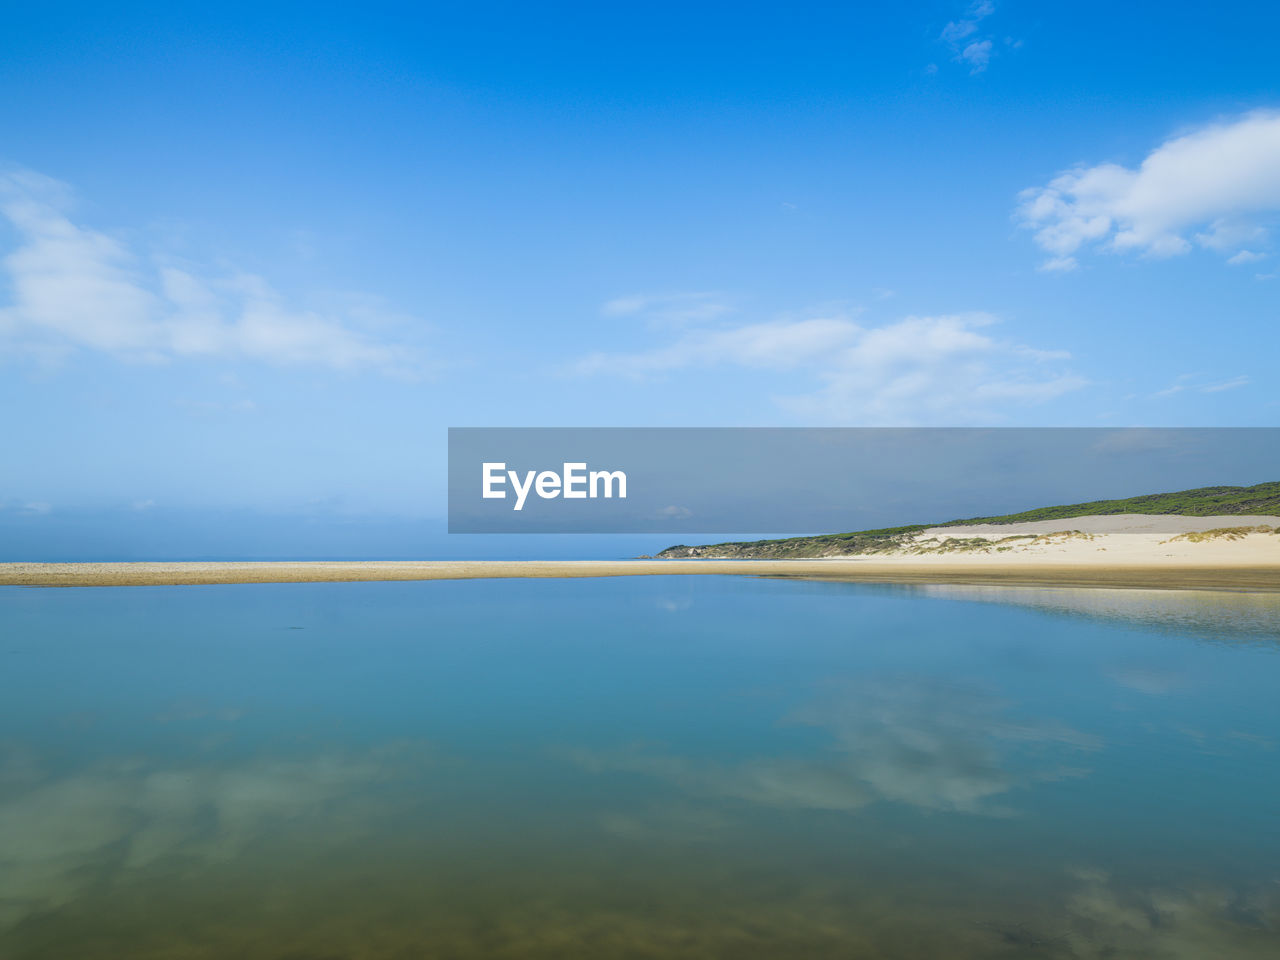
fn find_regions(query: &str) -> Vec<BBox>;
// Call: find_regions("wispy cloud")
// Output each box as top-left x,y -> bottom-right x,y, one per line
1199,374 -> 1251,393
575,306 -> 1084,424
1226,249 -> 1266,265
601,291 -> 733,326
1150,372 -> 1251,399
0,168 -> 423,373
1017,110 -> 1280,270
576,314 -> 861,376
939,2 -> 1001,74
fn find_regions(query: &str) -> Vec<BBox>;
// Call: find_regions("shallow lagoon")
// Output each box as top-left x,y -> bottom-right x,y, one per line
1,577 -> 1278,958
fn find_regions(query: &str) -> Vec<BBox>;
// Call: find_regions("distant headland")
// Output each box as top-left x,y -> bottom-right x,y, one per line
654,482 -> 1280,559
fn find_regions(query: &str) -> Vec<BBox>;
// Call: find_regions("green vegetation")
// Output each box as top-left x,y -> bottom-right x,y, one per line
656,526 -> 927,560
946,481 -> 1280,525
1162,525 -> 1276,544
655,482 -> 1280,559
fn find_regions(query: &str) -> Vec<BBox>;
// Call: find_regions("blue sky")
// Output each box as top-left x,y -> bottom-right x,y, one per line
2,1 -> 1279,554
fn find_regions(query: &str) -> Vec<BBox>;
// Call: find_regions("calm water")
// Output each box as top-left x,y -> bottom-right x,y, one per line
1,577 -> 1278,958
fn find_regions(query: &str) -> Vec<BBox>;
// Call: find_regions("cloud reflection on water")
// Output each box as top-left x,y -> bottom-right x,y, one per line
916,585 -> 1280,646
573,678 -> 1099,818
0,746 -> 419,928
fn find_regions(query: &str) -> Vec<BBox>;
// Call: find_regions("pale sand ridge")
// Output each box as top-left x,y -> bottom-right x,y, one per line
2,515 -> 1276,591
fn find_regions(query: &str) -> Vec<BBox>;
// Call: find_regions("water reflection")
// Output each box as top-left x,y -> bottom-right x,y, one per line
574,678 -> 1098,817
0,744 -> 429,929
1,578 -> 1277,957
1062,869 -> 1280,959
916,584 -> 1280,646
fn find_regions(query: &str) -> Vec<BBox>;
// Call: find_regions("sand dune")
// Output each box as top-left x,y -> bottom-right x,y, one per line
868,513 -> 1279,566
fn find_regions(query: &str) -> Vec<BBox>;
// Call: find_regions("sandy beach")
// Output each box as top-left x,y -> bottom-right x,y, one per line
2,515 -> 1278,591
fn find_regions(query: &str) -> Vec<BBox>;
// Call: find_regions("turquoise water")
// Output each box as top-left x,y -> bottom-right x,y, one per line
1,577 -> 1278,958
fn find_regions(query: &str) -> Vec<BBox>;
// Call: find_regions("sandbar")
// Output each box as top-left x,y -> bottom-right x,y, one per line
4,516 -> 1277,591
2,558 -> 1278,591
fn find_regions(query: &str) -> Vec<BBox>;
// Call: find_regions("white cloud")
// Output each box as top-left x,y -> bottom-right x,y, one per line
0,169 -> 421,373
575,309 -> 1084,424
1226,249 -> 1265,265
1038,255 -> 1079,273
1018,110 -> 1280,269
1150,372 -> 1250,398
959,39 -> 993,72
1200,374 -> 1250,393
940,2 -> 1000,74
940,15 -> 980,45
601,291 -> 733,325
577,315 -> 862,376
